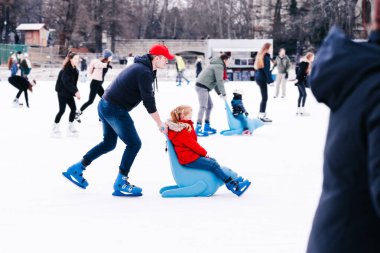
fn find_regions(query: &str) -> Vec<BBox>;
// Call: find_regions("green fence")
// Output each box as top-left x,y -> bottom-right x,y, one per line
0,44 -> 28,65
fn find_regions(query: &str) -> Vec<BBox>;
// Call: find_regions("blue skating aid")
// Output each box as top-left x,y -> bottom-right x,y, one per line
220,100 -> 264,136
62,162 -> 89,189
160,138 -> 237,198
112,173 -> 143,197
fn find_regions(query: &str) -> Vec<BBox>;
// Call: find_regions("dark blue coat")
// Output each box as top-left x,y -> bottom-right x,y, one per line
307,27 -> 380,253
231,95 -> 247,116
103,54 -> 157,113
254,53 -> 273,84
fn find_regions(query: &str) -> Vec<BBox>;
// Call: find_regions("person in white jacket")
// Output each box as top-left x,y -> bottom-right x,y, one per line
75,49 -> 113,123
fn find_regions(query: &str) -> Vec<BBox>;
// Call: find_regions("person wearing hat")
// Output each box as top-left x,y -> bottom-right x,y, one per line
306,1 -> 380,252
75,49 -> 113,123
62,44 -> 174,197
231,89 -> 251,135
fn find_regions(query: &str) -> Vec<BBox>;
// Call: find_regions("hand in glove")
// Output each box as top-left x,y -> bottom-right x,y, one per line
244,112 -> 249,117
219,94 -> 227,100
285,72 -> 289,79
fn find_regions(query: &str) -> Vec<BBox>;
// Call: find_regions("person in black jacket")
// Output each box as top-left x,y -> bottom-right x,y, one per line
306,3 -> 380,252
254,42 -> 274,123
53,52 -> 81,134
62,44 -> 173,197
8,75 -> 36,108
295,52 -> 314,116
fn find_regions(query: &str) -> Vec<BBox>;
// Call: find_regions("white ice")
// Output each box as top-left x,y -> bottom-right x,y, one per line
0,70 -> 328,253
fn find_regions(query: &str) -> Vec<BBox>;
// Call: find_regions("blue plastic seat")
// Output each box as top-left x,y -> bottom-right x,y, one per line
160,138 -> 237,198
220,101 -> 264,136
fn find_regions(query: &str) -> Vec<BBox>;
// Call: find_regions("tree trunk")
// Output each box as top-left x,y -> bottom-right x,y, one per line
160,0 -> 168,38
58,0 -> 79,56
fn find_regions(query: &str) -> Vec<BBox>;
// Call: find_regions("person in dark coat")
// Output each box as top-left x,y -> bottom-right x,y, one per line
8,76 -> 36,108
61,44 -> 173,196
306,5 -> 380,252
295,52 -> 314,116
195,57 -> 203,78
254,42 -> 274,123
53,52 -> 81,134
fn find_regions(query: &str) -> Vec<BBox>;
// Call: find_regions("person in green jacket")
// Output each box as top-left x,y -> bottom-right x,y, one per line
194,53 -> 229,136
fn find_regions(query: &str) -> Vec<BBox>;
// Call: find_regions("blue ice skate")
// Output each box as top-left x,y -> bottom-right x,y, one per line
112,173 -> 143,197
160,138 -> 238,198
220,101 -> 264,136
62,162 -> 89,189
226,178 -> 251,197
204,122 -> 217,135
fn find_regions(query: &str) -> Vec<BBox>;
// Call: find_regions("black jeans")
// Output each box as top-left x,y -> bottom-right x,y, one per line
54,95 -> 77,123
256,79 -> 268,113
297,82 -> 307,107
80,80 -> 104,112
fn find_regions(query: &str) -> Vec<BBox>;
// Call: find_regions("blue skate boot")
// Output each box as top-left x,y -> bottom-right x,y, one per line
204,122 -> 217,135
195,123 -> 208,137
62,162 -> 89,189
225,177 -> 251,197
112,173 -> 143,197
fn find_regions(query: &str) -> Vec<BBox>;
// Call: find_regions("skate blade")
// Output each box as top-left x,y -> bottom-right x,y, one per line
112,191 -> 143,197
62,172 -> 87,189
237,182 -> 251,197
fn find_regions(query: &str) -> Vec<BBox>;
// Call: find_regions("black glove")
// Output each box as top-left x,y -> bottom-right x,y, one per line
107,63 -> 113,69
285,72 -> 289,79
244,112 -> 249,117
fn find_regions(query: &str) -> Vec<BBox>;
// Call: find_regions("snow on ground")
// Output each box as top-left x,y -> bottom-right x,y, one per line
0,73 -> 329,253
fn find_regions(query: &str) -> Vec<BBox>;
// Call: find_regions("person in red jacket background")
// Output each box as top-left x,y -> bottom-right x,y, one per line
166,105 -> 251,196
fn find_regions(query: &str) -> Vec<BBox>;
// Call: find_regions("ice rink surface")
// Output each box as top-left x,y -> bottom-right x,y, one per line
0,73 -> 329,253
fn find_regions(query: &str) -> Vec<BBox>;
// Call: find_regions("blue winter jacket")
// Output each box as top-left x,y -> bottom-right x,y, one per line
306,27 -> 380,253
103,54 -> 157,113
254,53 -> 273,84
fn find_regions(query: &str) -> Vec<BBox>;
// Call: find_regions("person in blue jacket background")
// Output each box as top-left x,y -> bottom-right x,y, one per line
62,44 -> 173,197
306,3 -> 380,252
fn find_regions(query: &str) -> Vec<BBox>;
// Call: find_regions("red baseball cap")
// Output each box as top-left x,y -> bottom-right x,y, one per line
149,44 -> 175,60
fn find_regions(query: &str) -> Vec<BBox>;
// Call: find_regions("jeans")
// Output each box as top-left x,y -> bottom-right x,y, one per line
176,70 -> 189,84
196,85 -> 213,124
80,80 -> 104,112
185,156 -> 229,182
54,95 -> 76,123
297,82 -> 307,107
256,79 -> 268,113
83,99 -> 142,176
234,114 -> 249,130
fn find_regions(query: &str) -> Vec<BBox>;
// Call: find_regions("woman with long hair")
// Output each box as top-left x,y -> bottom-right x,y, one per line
295,52 -> 314,116
53,52 -> 81,135
254,42 -> 274,123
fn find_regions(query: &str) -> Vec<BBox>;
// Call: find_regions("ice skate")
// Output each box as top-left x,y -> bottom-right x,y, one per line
13,98 -> 23,108
225,177 -> 251,197
67,122 -> 79,137
51,123 -> 62,137
112,173 -> 143,197
195,123 -> 208,137
204,122 -> 217,135
75,110 -> 82,123
258,113 -> 272,124
62,162 -> 89,189
300,107 -> 310,116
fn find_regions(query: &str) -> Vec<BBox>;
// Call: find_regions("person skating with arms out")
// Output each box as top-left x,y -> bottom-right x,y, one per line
166,105 -> 251,196
62,44 -> 173,197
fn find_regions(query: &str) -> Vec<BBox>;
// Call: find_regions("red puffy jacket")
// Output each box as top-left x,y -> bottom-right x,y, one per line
167,120 -> 207,165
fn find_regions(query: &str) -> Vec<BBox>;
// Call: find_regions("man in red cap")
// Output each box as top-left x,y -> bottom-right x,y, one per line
62,44 -> 175,197
306,1 -> 380,252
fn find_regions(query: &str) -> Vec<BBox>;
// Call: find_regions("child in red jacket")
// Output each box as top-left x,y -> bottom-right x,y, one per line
167,105 -> 251,196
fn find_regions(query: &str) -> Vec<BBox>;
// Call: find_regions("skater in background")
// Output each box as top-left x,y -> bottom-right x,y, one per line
175,55 -> 190,86
231,89 -> 251,135
272,48 -> 291,98
126,52 -> 135,68
295,52 -> 314,116
195,53 -> 229,136
254,42 -> 274,123
62,44 -> 173,197
8,75 -> 36,108
306,1 -> 380,252
167,105 -> 251,196
20,53 -> 32,78
75,49 -> 113,123
79,57 -> 88,83
7,51 -> 19,77
53,52 -> 81,134
195,57 -> 203,78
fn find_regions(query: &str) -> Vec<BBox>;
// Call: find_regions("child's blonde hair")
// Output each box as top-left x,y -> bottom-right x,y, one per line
170,105 -> 193,131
